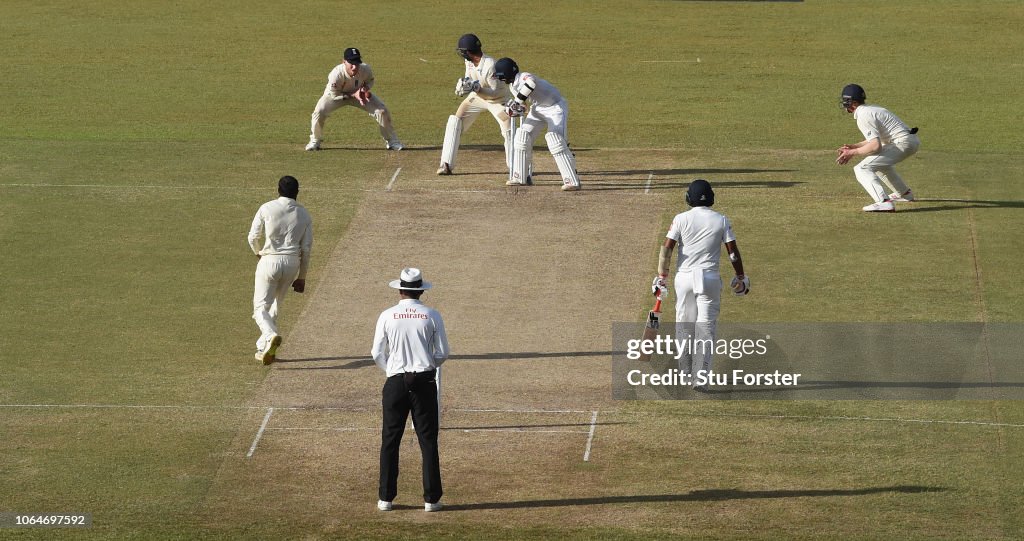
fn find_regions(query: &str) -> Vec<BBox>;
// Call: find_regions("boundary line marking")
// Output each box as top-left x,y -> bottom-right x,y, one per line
583,410 -> 598,461
246,407 -> 274,458
385,167 -> 402,192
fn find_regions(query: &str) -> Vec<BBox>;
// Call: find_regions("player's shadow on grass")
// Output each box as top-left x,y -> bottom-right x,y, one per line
585,179 -> 805,192
896,198 -> 1024,213
273,356 -> 372,370
442,485 -> 945,511
442,421 -> 629,431
274,351 -> 622,369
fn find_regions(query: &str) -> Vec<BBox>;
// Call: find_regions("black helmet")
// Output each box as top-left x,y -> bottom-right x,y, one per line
494,57 -> 519,84
456,34 -> 482,60
841,83 -> 866,109
685,179 -> 714,207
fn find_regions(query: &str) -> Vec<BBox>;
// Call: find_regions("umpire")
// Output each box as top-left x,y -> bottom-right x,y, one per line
370,268 -> 450,512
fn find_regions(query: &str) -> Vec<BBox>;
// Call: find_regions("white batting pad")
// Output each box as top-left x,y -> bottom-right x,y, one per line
545,132 -> 580,188
511,129 -> 531,184
440,115 -> 462,170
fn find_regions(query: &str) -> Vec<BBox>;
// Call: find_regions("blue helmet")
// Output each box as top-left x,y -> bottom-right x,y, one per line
494,58 -> 519,84
841,83 -> 866,109
456,34 -> 482,60
685,179 -> 714,207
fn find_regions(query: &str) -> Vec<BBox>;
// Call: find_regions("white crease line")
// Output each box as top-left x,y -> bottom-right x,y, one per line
640,59 -> 700,63
583,410 -> 599,462
267,427 -> 374,432
0,183 -> 355,192
453,408 -> 593,414
706,412 -> 1024,428
384,167 -> 402,192
644,173 -> 654,194
458,428 -> 589,434
246,407 -> 274,458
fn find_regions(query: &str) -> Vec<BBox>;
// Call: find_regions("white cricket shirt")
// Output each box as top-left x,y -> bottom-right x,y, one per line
464,54 -> 510,103
371,299 -> 450,377
324,63 -> 375,96
854,104 -> 912,144
247,197 -> 313,279
511,72 -> 562,107
666,207 -> 736,272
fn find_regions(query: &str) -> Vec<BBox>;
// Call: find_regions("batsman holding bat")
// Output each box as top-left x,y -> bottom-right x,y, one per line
494,57 -> 581,191
652,180 -> 748,386
305,47 -> 403,152
437,34 -> 512,176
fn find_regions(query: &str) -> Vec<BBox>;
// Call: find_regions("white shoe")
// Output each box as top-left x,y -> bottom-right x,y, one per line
436,163 -> 452,176
386,140 -> 404,151
862,201 -> 896,212
506,180 -> 524,186
377,500 -> 393,511
305,141 -> 320,151
561,184 -> 580,192
256,335 -> 282,365
888,189 -> 915,202
424,501 -> 443,512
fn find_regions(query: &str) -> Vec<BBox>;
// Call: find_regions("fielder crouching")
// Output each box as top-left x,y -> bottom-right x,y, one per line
652,180 -> 748,389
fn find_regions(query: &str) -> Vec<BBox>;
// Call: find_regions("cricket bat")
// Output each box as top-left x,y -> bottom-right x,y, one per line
637,292 -> 663,362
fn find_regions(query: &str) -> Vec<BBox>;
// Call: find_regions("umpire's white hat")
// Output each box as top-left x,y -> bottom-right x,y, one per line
388,268 -> 433,291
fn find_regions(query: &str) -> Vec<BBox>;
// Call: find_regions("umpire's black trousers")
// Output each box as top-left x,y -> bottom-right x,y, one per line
379,370 -> 442,504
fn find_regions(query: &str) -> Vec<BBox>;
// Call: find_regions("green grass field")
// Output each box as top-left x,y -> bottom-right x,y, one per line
2,1 -> 1023,539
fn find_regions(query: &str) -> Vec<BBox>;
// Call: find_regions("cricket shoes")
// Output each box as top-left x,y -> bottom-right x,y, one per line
888,189 -> 915,202
255,334 -> 282,365
506,179 -> 524,186
436,163 -> 452,176
386,140 -> 404,151
424,501 -> 443,512
377,500 -> 393,512
305,141 -> 321,151
862,200 -> 896,212
561,183 -> 581,192
525,175 -> 533,186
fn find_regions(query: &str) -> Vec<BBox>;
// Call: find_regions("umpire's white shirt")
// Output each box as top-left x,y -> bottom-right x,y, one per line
666,207 -> 736,272
247,197 -> 313,279
854,104 -> 912,145
372,299 -> 450,377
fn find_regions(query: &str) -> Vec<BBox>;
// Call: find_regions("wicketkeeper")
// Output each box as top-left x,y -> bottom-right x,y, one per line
437,34 -> 513,176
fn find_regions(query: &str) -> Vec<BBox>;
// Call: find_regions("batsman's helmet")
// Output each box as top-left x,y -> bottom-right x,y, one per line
456,33 -> 482,60
685,179 -> 714,207
494,57 -> 519,84
841,83 -> 866,109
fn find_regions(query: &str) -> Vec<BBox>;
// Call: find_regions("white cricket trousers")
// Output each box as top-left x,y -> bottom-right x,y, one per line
673,269 -> 722,376
309,93 -> 398,145
854,134 -> 920,202
253,254 -> 300,350
454,94 -> 511,139
518,98 -> 569,142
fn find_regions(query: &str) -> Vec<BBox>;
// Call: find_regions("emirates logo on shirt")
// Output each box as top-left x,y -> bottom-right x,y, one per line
394,308 -> 428,320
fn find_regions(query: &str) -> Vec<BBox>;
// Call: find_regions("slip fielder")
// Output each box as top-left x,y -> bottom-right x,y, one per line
437,34 -> 513,176
836,83 -> 920,212
306,47 -> 403,152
